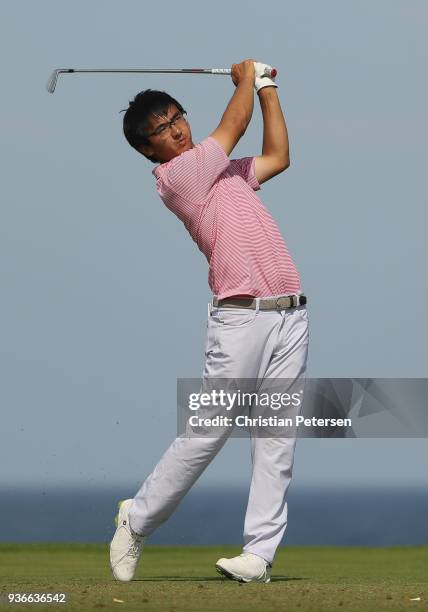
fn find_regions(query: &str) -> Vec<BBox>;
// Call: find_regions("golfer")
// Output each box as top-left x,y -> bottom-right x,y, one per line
110,59 -> 309,583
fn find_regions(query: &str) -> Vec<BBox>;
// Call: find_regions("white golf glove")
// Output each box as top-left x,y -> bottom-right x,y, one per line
253,61 -> 278,93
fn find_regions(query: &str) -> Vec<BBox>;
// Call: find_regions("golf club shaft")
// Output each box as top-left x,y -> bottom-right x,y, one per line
46,66 -> 277,93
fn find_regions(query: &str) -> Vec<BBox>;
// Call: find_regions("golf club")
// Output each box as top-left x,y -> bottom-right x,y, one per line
46,66 -> 278,94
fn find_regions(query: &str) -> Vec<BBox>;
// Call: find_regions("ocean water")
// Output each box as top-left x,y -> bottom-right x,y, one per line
1,486 -> 427,546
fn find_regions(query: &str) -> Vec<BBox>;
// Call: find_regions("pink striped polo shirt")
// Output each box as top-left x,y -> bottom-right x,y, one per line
152,136 -> 302,300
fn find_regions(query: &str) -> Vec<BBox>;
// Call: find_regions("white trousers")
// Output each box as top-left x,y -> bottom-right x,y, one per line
129,296 -> 309,564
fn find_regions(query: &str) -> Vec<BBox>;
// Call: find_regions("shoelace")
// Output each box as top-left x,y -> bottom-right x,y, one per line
128,540 -> 143,558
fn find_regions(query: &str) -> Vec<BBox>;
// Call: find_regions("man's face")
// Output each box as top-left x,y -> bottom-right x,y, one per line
139,104 -> 194,163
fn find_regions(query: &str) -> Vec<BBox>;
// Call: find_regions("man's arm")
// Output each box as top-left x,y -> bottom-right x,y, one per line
210,59 -> 255,156
254,87 -> 290,185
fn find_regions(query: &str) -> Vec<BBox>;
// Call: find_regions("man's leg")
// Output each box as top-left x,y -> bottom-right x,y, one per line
242,305 -> 309,564
110,303 -> 253,581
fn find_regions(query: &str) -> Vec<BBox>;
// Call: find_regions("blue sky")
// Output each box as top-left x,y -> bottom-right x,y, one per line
1,0 -> 427,489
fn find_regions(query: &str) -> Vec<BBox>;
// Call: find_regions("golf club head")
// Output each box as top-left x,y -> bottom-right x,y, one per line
46,69 -> 60,93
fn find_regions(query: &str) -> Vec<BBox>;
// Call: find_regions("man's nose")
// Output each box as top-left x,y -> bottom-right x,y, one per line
171,123 -> 182,137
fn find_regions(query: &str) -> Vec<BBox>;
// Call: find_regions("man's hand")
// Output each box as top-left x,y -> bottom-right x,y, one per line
231,60 -> 255,87
254,61 -> 278,93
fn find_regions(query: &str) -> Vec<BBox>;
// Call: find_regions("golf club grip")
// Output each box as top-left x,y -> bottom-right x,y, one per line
212,67 -> 277,77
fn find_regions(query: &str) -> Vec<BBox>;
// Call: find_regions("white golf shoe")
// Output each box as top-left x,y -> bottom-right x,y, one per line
109,499 -> 146,582
215,552 -> 272,583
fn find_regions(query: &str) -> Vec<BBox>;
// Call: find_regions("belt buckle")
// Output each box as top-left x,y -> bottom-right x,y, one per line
276,296 -> 292,310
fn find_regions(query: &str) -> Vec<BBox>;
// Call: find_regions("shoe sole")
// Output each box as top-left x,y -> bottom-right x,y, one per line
215,564 -> 270,584
215,564 -> 247,583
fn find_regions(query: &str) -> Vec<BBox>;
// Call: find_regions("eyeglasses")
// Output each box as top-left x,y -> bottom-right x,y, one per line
146,111 -> 187,139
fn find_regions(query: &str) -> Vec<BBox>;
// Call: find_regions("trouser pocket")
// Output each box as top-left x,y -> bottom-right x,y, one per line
210,307 -> 258,328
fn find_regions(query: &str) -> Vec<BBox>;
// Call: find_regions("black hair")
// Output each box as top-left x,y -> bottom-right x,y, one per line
121,89 -> 186,163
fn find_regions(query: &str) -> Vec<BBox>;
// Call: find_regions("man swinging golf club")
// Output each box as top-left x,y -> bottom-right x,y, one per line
110,59 -> 309,583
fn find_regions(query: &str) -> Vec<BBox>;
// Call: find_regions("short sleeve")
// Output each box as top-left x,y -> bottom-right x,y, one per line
228,157 -> 261,191
157,136 -> 230,203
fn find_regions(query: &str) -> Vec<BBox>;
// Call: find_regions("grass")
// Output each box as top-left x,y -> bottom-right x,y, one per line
0,544 -> 427,611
